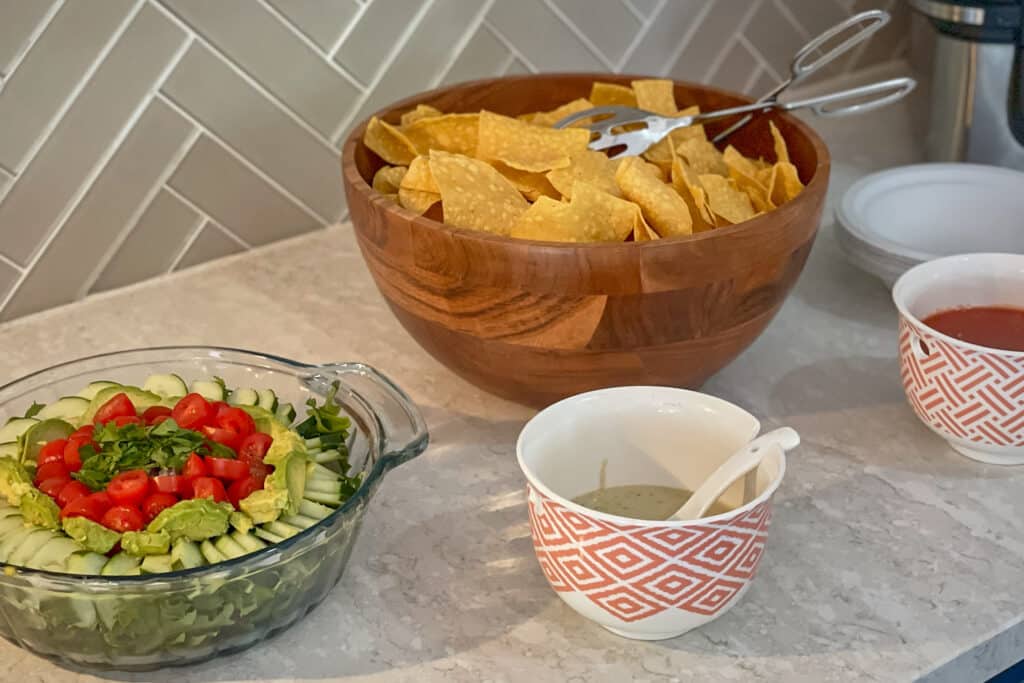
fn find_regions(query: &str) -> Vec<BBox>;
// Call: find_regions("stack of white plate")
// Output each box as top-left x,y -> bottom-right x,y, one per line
836,163 -> 1024,288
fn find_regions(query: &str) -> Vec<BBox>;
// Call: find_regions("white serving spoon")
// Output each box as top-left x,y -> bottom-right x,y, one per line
669,427 -> 800,521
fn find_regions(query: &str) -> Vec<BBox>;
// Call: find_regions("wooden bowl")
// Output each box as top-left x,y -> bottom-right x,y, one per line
341,74 -> 830,408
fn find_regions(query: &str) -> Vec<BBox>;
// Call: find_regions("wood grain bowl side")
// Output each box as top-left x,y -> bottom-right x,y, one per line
341,74 -> 830,407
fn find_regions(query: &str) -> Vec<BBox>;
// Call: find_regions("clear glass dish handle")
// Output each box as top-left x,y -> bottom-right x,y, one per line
306,362 -> 429,470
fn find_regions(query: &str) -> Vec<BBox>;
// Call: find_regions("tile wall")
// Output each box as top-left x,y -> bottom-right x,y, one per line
0,0 -> 909,321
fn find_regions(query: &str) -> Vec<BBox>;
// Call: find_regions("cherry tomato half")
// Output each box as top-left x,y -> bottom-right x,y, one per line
142,492 -> 178,521
227,475 -> 263,508
111,415 -> 143,427
202,425 -> 241,452
63,439 -> 87,473
38,475 -> 71,499
238,432 -> 272,462
216,407 -> 255,439
206,457 -> 248,481
190,477 -> 227,503
101,505 -> 145,532
182,452 -> 209,479
171,393 -> 214,430
152,474 -> 189,496
106,469 -> 150,507
37,439 -> 68,467
60,495 -> 108,523
56,480 -> 91,508
142,405 -> 172,425
93,392 -> 137,425
35,461 -> 68,485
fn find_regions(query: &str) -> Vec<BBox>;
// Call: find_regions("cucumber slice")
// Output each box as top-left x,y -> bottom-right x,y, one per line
140,554 -> 175,574
17,418 -> 75,465
306,461 -> 339,480
213,535 -> 246,560
253,528 -> 286,544
0,516 -> 25,536
190,380 -> 226,402
275,402 -> 296,424
143,373 -> 188,398
35,396 -> 90,422
27,536 -> 83,571
101,552 -> 141,576
298,499 -> 333,520
171,538 -> 204,569
0,506 -> 22,519
280,514 -> 318,530
256,389 -> 278,412
263,520 -> 301,539
66,551 -> 109,575
229,388 -> 258,406
303,490 -> 342,506
199,539 -> 227,564
0,418 -> 38,444
8,529 -> 57,566
312,450 -> 342,464
304,479 -> 342,495
77,381 -> 120,400
0,525 -> 36,561
0,442 -> 16,459
81,386 -> 161,424
231,530 -> 266,553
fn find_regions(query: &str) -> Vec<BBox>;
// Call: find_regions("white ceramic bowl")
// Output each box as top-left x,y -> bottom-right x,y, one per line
516,387 -> 787,640
837,164 -> 1024,288
893,254 -> 1024,464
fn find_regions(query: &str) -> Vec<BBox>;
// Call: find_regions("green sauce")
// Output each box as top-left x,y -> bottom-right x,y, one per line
572,484 -> 733,520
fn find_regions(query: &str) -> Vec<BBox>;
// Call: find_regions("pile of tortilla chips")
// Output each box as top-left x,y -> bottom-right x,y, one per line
363,79 -> 804,244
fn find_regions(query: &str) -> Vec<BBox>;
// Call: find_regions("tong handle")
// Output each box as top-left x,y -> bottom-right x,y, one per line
781,77 -> 916,117
790,10 -> 890,82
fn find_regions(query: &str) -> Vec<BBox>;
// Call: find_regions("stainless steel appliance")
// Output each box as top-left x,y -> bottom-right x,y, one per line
910,0 -> 1024,169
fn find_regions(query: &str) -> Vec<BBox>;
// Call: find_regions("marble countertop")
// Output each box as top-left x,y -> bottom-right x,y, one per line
2,64 -> 1021,683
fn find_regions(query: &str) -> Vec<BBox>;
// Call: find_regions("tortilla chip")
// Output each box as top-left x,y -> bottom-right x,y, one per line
769,161 -> 804,205
615,157 -> 692,237
521,98 -> 595,128
372,165 -> 407,195
769,121 -> 790,164
669,105 -> 706,145
675,138 -> 728,177
398,156 -> 440,215
699,174 -> 755,225
723,146 -> 771,212
670,157 -> 714,232
363,117 -> 417,165
492,162 -> 560,201
631,79 -> 677,116
403,113 -> 479,156
428,150 -> 527,235
477,111 -> 590,172
590,82 -> 637,107
510,181 -> 640,243
400,104 -> 442,127
546,149 -> 621,199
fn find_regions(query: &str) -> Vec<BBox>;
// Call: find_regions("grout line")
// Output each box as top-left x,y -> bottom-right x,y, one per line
432,0 -> 495,88
166,216 -> 208,273
156,92 -> 330,225
772,0 -> 811,41
254,0 -> 366,91
741,64 -> 766,95
0,163 -> 14,179
328,0 -> 438,144
76,125 -> 202,299
541,0 -> 616,71
327,0 -> 371,61
0,0 -> 65,90
6,0 -> 144,176
0,250 -> 24,275
701,1 -> 761,83
0,0 -> 149,314
737,33 -> 782,85
648,0 -> 710,77
483,20 -> 538,73
498,52 -> 518,76
615,0 -> 666,72
619,0 -> 646,24
162,183 -> 216,227
149,0 -> 341,152
208,219 -> 251,249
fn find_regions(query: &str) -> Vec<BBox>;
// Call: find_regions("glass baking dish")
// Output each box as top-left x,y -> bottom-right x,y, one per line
0,346 -> 428,671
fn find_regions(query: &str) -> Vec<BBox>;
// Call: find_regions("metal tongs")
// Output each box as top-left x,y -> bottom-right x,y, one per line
554,10 -> 916,159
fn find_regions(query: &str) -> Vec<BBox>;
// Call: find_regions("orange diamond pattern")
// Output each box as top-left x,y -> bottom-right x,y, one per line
528,487 -> 773,622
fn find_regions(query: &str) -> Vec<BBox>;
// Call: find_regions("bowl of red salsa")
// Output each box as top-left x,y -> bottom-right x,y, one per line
893,253 -> 1024,465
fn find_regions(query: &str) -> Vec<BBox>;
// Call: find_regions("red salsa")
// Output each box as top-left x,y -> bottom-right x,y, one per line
922,306 -> 1024,352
